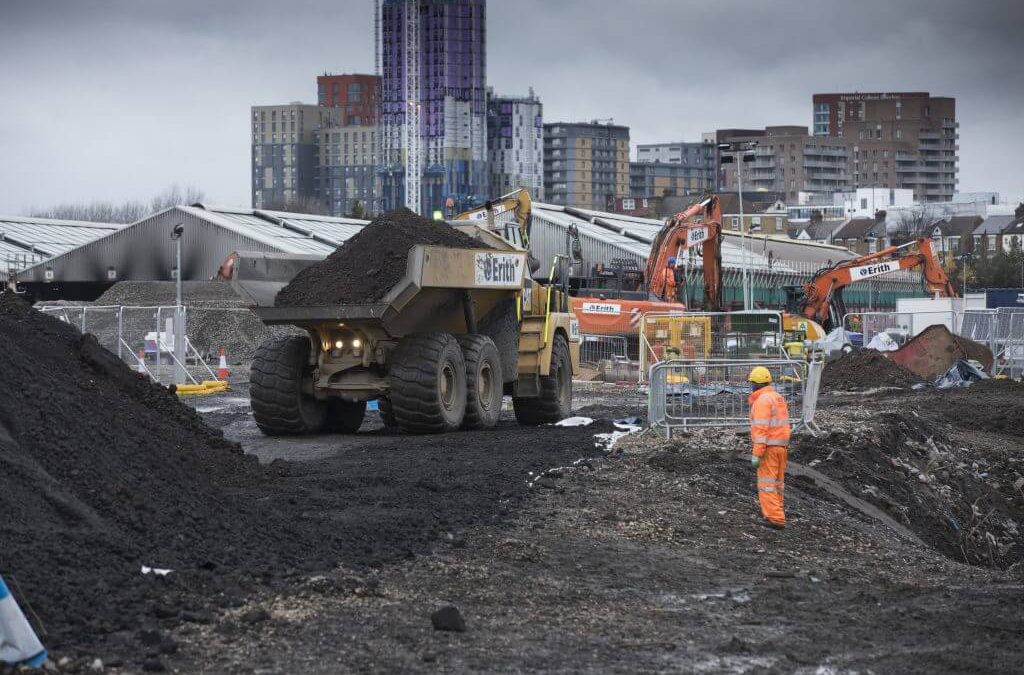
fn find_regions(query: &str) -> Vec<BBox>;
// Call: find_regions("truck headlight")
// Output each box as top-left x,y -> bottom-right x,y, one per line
352,338 -> 362,349
334,339 -> 344,350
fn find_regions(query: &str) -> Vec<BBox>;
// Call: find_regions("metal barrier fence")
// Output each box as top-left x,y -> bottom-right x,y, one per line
648,356 -> 823,438
962,308 -> 1024,378
37,304 -> 218,386
639,311 -> 786,382
579,334 -> 628,365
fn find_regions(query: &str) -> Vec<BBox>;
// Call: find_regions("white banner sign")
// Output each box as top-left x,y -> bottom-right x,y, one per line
581,302 -> 621,316
683,226 -> 710,249
848,261 -> 901,281
474,252 -> 524,286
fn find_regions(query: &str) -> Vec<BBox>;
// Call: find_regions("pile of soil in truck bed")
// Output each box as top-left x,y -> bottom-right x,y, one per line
275,208 -> 480,307
821,348 -> 921,391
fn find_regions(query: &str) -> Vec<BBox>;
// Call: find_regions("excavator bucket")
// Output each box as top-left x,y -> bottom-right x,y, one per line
886,324 -> 994,382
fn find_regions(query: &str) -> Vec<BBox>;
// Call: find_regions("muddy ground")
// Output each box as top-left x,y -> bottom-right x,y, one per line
8,361 -> 1023,673
152,380 -> 1024,673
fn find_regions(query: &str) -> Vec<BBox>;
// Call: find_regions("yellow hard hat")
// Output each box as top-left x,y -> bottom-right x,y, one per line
748,366 -> 772,384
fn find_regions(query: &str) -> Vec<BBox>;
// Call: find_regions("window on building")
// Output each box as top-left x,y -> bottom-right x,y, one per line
988,235 -> 997,252
622,198 -> 635,210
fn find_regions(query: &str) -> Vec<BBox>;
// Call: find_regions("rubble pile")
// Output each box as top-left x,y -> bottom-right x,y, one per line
275,208 -> 479,307
793,403 -> 1024,569
821,349 -> 921,390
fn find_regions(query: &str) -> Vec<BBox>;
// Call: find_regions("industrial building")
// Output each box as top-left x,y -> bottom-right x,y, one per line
15,204 -> 368,301
1,216 -> 123,275
487,88 -> 544,199
544,121 -> 630,211
378,0 -> 489,215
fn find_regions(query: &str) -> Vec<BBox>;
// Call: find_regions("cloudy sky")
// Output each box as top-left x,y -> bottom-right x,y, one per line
1,0 -> 1021,214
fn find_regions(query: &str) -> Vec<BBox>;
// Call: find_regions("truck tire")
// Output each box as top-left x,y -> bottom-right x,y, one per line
325,400 -> 366,434
457,335 -> 504,430
513,333 -> 572,426
389,333 -> 467,434
377,397 -> 398,428
250,335 -> 327,435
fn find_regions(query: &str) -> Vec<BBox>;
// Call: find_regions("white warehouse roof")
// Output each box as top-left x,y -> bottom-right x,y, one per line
0,215 -> 124,273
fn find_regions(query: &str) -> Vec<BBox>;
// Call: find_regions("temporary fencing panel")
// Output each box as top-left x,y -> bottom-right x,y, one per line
579,334 -> 628,365
639,311 -> 785,382
648,356 -> 822,438
37,305 -> 218,386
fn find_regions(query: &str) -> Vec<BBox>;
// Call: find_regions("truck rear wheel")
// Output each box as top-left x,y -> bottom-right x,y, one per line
457,335 -> 503,430
389,333 -> 467,434
513,334 -> 572,426
250,335 -> 327,435
325,400 -> 366,434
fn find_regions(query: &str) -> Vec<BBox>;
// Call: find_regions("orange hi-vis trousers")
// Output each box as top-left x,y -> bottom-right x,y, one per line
756,445 -> 787,526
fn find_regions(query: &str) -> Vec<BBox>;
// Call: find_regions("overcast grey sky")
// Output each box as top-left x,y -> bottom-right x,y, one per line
1,0 -> 1021,214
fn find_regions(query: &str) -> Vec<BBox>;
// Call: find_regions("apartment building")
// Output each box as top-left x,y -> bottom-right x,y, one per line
487,89 -> 544,199
544,121 -> 630,210
812,92 -> 958,203
251,104 -> 338,211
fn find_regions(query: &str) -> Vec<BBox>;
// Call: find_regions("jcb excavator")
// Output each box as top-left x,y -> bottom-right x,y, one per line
454,188 -> 539,272
791,238 -> 957,332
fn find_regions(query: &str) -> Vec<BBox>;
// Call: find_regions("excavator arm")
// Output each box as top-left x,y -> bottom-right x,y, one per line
646,195 -> 724,310
455,188 -> 533,249
799,238 -> 956,331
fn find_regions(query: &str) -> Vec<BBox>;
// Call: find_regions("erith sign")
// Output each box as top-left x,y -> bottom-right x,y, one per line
581,302 -> 621,316
849,261 -> 900,281
683,226 -> 710,248
474,253 -> 523,286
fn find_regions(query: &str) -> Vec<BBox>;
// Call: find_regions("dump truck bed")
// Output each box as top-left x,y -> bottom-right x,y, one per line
239,244 -> 528,337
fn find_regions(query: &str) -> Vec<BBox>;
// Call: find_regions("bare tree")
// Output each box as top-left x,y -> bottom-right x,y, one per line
28,184 -> 205,224
892,205 -> 935,245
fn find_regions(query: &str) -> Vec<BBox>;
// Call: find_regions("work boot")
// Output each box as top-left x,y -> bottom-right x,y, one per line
760,520 -> 786,531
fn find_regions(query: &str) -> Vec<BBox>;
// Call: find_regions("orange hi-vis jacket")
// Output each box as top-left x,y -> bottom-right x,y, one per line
748,385 -> 791,456
654,266 -> 678,300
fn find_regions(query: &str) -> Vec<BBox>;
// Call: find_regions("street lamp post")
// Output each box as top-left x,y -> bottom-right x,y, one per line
718,142 -> 758,310
170,224 -> 186,385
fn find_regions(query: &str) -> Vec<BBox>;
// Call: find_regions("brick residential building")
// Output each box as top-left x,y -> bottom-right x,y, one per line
812,92 -> 958,203
316,74 -> 381,125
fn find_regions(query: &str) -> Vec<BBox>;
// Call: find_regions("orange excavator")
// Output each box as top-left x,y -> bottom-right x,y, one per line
568,195 -> 723,350
645,194 -> 724,309
792,237 -> 957,332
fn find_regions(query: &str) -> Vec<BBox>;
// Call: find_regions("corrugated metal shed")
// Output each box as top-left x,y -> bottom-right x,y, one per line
1,215 -> 123,273
16,205 -> 367,290
520,202 -> 856,276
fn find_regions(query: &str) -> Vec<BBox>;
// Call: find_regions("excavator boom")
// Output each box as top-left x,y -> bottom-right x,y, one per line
645,195 -> 724,310
798,238 -> 956,331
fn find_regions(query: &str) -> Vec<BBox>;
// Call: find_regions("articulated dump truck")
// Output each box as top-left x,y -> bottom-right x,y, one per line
230,225 -> 580,436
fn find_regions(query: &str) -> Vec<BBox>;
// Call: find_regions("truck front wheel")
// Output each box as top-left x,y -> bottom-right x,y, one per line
250,335 -> 327,435
389,333 -> 467,434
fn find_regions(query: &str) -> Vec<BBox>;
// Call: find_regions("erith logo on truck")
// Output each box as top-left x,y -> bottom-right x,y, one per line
849,261 -> 900,280
474,252 -> 523,286
581,302 -> 621,315
684,226 -> 710,248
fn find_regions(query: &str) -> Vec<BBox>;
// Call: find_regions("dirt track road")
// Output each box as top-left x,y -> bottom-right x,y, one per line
159,382 -> 1024,674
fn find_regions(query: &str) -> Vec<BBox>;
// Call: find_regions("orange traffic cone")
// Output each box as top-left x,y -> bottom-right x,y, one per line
217,347 -> 229,381
136,350 -> 146,373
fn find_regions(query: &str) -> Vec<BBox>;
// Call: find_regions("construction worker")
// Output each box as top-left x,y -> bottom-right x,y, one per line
653,257 -> 679,302
747,366 -> 790,529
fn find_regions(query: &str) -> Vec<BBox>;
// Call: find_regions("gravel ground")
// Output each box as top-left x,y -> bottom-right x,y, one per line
164,381 -> 1024,673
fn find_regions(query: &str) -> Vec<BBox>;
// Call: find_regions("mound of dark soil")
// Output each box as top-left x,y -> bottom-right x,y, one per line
821,349 -> 921,390
0,292 -> 612,664
916,377 -> 1024,436
275,209 -> 479,307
